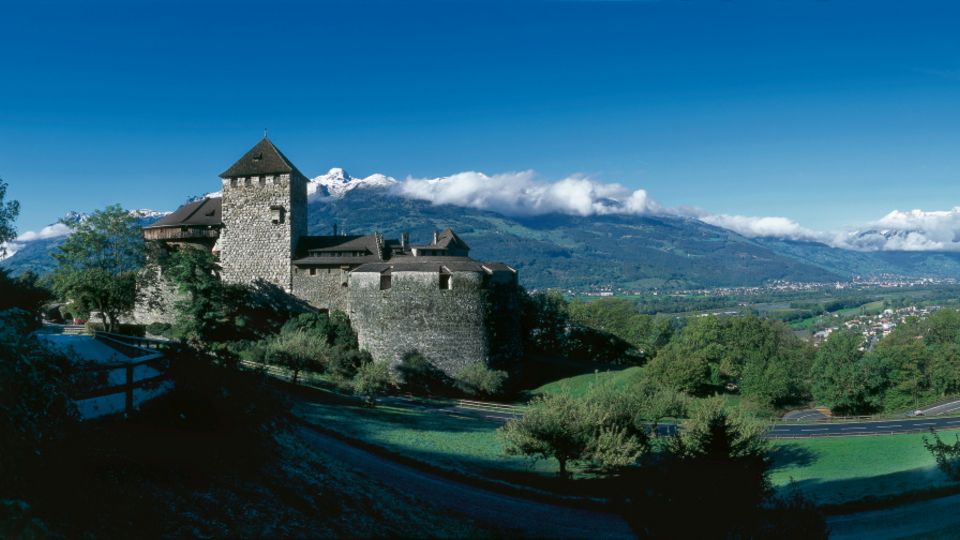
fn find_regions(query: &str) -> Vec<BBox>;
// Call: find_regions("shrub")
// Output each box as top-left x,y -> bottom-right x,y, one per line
352,361 -> 395,406
84,322 -> 146,337
0,309 -> 78,494
397,352 -> 454,396
145,322 -> 172,337
455,363 -> 507,398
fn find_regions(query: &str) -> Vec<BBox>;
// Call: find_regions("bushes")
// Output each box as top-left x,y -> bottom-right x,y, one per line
85,322 -> 147,337
455,363 -> 507,398
145,322 -> 172,337
352,361 -> 396,406
0,309 -> 77,495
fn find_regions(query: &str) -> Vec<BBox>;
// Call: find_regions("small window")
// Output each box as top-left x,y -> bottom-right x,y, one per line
271,206 -> 285,224
309,268 -> 317,276
439,273 -> 451,290
380,274 -> 392,290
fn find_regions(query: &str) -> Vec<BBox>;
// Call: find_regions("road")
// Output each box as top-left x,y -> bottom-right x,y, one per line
296,425 -> 635,539
769,415 -> 960,438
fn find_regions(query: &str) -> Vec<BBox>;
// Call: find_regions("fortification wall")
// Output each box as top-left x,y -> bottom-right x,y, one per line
348,270 -> 490,376
131,265 -> 184,326
291,267 -> 351,313
219,172 -> 306,291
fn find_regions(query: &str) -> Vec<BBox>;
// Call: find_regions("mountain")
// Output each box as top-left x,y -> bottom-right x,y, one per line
306,189 -> 842,289
309,168 -> 398,199
6,177 -> 960,290
1,210 -> 167,276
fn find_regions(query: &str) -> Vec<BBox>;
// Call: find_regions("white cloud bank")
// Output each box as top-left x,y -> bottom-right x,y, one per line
396,170 -> 660,217
14,222 -> 73,242
387,168 -> 960,253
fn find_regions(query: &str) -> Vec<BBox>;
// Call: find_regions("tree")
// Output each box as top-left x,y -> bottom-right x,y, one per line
162,247 -> 252,355
811,330 -> 886,415
0,178 -> 20,257
923,429 -> 960,481
266,330 -> 329,384
521,289 -> 569,356
50,205 -> 144,332
0,309 -> 77,493
352,361 -> 395,407
455,363 -> 508,398
498,392 -> 594,476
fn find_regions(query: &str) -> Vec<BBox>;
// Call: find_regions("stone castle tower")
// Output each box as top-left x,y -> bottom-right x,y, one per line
218,138 -> 308,291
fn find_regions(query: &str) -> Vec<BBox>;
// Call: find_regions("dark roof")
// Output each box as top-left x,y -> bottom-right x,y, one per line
219,138 -> 304,178
144,197 -> 222,229
351,256 -> 514,274
435,228 -> 470,251
297,235 -> 382,257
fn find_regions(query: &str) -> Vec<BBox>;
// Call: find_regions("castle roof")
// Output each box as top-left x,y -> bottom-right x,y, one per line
144,196 -> 222,229
351,256 -> 515,274
219,138 -> 304,179
293,234 -> 384,265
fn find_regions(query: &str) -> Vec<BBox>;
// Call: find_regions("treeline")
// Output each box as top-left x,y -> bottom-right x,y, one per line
526,293 -> 960,416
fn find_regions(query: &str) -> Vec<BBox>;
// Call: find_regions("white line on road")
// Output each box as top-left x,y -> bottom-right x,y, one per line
801,428 -> 828,432
841,427 -> 867,430
877,425 -> 901,428
916,422 -> 935,426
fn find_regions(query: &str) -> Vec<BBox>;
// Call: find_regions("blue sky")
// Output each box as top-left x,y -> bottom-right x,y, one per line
2,0 -> 959,235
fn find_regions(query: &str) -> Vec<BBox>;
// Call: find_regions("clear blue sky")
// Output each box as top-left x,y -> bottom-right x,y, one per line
2,0 -> 959,233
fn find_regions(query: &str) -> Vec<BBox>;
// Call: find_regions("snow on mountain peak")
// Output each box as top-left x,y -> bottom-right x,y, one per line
309,167 -> 397,199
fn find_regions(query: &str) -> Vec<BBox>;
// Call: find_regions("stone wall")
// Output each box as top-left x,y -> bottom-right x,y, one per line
131,264 -> 185,326
219,172 -> 307,291
291,266 -> 351,313
348,269 -> 491,376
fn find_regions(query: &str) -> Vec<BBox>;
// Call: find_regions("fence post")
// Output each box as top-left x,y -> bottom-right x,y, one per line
125,364 -> 134,415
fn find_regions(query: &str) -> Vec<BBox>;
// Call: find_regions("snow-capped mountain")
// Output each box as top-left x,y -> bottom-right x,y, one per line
309,168 -> 397,199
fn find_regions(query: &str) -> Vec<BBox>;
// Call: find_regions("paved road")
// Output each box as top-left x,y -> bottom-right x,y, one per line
769,415 -> 960,438
36,333 -> 130,364
296,425 -> 635,539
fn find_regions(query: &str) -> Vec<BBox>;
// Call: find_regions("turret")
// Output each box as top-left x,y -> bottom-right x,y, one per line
218,137 -> 308,291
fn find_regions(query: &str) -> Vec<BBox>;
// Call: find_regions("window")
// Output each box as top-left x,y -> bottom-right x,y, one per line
439,273 -> 451,290
270,206 -> 285,224
309,268 -> 317,276
380,274 -> 392,290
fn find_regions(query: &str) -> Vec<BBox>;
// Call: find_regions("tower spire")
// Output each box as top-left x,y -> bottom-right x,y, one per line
263,128 -> 268,139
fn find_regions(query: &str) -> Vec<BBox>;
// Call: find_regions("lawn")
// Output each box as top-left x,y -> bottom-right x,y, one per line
292,396 -> 560,483
529,366 -> 644,399
770,430 -> 960,506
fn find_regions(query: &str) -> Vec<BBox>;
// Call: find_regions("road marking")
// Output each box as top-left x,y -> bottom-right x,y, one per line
840,427 -> 866,430
915,422 -> 935,426
801,428 -> 828,432
947,420 -> 960,424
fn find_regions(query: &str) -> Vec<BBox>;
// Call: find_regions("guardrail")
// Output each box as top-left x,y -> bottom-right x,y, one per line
71,332 -> 179,419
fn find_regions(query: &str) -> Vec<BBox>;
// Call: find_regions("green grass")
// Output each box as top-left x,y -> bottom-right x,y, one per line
770,430 -> 960,505
529,366 -> 644,399
293,397 -> 560,482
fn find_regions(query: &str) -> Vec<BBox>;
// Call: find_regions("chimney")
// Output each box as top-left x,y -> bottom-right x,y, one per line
332,223 -> 338,236
433,230 -> 440,244
401,231 -> 409,251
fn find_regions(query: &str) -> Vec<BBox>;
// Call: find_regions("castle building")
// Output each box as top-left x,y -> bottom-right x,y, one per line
140,138 -> 521,374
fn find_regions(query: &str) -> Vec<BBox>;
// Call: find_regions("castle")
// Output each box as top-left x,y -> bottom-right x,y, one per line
139,138 -> 521,374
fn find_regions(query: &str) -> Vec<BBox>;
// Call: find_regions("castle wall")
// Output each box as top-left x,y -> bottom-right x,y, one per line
291,266 -> 351,313
132,264 -> 185,326
219,172 -> 307,291
348,270 -> 490,376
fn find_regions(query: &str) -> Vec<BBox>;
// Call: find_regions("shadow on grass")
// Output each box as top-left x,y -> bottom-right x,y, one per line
769,443 -> 819,471
787,465 -> 956,512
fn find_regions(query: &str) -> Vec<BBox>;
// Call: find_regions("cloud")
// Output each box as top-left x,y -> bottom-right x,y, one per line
395,171 -> 661,217
0,242 -> 22,261
834,208 -> 960,252
15,222 -> 73,242
699,214 -> 826,242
